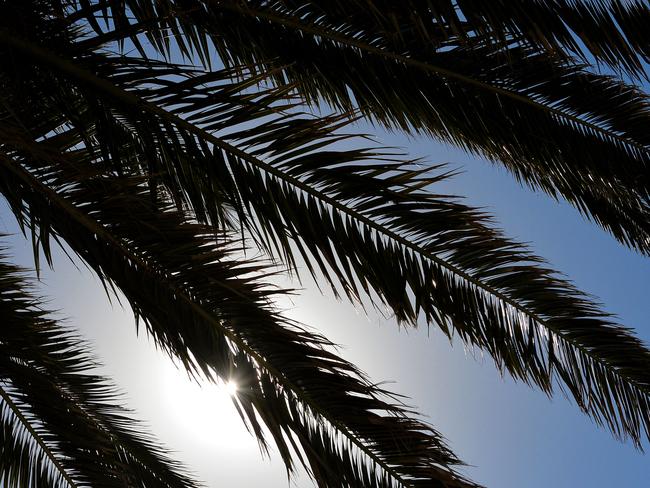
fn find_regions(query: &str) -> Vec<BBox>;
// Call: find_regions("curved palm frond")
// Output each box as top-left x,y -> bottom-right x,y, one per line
69,0 -> 650,76
0,125 -> 478,487
238,0 -> 650,77
0,252 -> 202,487
67,0 -> 650,255
2,21 -> 650,455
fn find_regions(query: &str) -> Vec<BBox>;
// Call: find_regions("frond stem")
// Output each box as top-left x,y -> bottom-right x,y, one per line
0,381 -> 77,488
218,2 -> 648,155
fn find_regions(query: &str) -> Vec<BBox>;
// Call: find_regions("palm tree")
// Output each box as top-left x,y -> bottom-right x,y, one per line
1,0 -> 649,486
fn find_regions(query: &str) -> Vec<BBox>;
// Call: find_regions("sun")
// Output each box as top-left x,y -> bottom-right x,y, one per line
161,362 -> 252,449
224,380 -> 238,396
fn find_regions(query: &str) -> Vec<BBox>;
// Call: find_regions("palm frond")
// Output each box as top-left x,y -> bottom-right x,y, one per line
69,0 -> 650,77
0,387 -> 72,488
0,251 -> 202,487
0,126 -> 476,487
63,0 -> 650,254
3,4 -> 650,486
3,28 -> 650,456
3,20 -> 650,451
247,0 -> 650,77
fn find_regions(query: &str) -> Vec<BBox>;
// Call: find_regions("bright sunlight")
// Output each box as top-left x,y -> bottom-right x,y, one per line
162,361 -> 252,450
224,380 -> 238,396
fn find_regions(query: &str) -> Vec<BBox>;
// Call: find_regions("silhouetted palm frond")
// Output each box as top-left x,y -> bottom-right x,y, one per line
244,0 -> 650,76
1,125 -> 480,487
5,22 -> 650,451
1,391 -> 71,488
0,253 -> 202,487
1,1 -> 650,487
67,0 -> 650,254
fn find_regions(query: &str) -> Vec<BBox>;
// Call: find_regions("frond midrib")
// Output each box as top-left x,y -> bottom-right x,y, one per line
211,3 -> 649,156
0,381 -> 77,488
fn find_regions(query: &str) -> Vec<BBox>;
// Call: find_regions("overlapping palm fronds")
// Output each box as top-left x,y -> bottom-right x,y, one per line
1,1 -> 650,486
258,0 -> 650,76
73,0 -> 650,255
0,117 -> 479,487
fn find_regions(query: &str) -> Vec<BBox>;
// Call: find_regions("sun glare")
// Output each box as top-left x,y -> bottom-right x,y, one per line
224,380 -> 238,396
161,363 -> 252,449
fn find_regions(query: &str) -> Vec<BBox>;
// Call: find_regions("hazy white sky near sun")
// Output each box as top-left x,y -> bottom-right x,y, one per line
2,120 -> 650,487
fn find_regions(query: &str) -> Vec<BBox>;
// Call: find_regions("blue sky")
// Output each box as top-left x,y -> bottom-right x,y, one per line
2,123 -> 649,487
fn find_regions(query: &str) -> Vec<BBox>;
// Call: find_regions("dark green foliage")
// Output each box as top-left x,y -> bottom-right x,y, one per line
0,118 -> 476,487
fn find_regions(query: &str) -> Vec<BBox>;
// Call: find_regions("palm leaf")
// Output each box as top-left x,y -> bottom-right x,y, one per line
3,3 -> 650,486
65,0 -> 650,254
0,251 -> 201,487
0,389 -> 72,488
233,0 -> 650,77
0,126 -> 476,486
3,19 -> 650,451
6,142 -> 478,486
